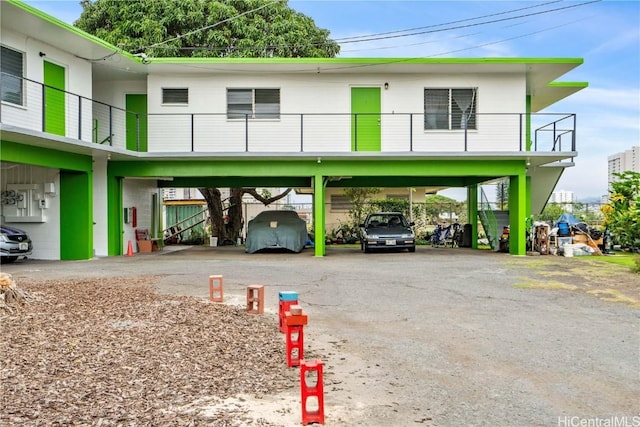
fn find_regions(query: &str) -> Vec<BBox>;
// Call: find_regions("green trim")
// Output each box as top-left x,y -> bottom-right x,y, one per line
313,175 -> 326,257
107,174 -> 123,256
44,61 -> 66,136
509,173 -> 527,256
0,141 -> 92,171
351,87 -> 381,152
467,185 -> 478,249
126,94 -> 148,152
108,159 -> 525,178
59,170 -> 93,260
547,81 -> 589,88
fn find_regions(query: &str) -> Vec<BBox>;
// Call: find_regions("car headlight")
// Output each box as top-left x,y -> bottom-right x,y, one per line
0,233 -> 8,243
401,233 -> 414,238
367,234 -> 379,239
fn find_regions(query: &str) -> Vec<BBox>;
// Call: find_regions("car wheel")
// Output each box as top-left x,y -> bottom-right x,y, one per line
1,256 -> 18,263
364,243 -> 371,253
408,246 -> 416,253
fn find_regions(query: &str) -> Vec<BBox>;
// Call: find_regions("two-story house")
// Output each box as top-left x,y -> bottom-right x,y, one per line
0,0 -> 586,259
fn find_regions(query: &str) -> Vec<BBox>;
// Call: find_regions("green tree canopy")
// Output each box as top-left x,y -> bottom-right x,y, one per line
602,171 -> 640,249
75,0 -> 340,58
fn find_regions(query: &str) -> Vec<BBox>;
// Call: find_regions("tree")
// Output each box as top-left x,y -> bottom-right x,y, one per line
75,0 -> 340,58
342,187 -> 380,233
602,171 -> 640,250
76,0 -> 339,243
424,194 -> 464,224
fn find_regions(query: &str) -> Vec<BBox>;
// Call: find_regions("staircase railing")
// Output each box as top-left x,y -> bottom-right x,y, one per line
163,207 -> 208,243
479,188 -> 499,251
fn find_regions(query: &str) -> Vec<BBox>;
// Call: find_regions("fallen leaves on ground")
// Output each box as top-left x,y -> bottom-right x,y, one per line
1,277 -> 297,426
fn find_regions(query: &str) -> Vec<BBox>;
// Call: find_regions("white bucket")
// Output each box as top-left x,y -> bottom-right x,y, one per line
563,244 -> 574,257
210,237 -> 218,247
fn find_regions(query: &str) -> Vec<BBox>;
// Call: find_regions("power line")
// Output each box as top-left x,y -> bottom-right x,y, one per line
336,0 -> 602,45
142,0 -> 600,56
334,0 -> 564,42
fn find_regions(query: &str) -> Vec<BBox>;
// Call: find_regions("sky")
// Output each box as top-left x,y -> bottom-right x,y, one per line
22,0 -> 640,201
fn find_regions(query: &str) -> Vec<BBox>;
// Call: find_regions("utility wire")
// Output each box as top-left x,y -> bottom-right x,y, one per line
337,0 -> 601,44
143,0 -> 599,55
334,0 -> 564,42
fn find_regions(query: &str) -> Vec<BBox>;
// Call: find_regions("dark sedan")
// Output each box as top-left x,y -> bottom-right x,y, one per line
360,212 -> 415,253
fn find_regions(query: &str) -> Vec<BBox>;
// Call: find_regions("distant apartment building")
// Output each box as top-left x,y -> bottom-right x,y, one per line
608,146 -> 640,191
549,190 -> 575,211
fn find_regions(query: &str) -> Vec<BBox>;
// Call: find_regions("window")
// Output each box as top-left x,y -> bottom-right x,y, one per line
424,88 -> 476,130
227,88 -> 280,119
1,46 -> 24,105
330,195 -> 352,212
162,88 -> 188,104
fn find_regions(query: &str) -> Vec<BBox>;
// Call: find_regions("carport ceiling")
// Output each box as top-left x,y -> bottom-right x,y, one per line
157,175 -> 501,189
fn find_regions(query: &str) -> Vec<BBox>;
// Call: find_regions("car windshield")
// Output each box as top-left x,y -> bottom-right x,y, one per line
367,214 -> 406,227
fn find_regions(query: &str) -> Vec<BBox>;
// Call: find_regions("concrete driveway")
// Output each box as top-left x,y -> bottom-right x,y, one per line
3,245 -> 638,426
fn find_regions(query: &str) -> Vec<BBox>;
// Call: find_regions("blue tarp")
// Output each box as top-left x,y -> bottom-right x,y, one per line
554,213 -> 582,226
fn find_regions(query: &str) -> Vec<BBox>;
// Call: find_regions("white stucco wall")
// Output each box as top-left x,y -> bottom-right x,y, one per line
0,163 -> 61,260
1,28 -> 93,142
145,72 -> 526,153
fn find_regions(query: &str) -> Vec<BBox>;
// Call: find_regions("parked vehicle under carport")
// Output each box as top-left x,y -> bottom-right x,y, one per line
360,212 -> 416,253
245,211 -> 308,254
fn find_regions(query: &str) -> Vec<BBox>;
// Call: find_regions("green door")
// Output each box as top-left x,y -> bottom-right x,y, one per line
44,61 -> 65,136
126,94 -> 148,152
351,87 -> 381,151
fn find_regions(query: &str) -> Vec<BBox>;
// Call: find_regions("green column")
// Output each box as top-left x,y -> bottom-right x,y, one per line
509,173 -> 527,255
467,185 -> 478,249
313,175 -> 326,257
107,173 -> 124,256
60,171 -> 92,260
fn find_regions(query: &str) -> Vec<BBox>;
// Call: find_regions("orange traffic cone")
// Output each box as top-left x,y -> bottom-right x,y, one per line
126,240 -> 134,256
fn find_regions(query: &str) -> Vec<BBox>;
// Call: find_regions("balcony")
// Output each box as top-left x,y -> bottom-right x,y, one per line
1,75 -> 576,155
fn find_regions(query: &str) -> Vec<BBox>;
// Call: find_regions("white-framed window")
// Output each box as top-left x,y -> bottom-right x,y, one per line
162,88 -> 188,104
424,88 -> 477,130
227,88 -> 280,119
1,45 -> 24,106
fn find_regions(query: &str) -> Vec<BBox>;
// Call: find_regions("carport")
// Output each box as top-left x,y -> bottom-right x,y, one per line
105,151 -> 569,257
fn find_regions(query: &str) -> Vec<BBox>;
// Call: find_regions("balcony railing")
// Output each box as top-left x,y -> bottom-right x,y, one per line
1,74 -> 576,154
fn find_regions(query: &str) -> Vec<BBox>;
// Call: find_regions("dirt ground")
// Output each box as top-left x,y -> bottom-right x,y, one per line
1,246 -> 638,426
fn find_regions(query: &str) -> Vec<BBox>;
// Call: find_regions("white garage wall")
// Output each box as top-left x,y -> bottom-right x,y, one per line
122,179 -> 160,253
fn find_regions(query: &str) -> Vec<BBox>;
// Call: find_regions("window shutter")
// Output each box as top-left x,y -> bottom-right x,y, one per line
255,89 -> 280,118
1,46 -> 24,105
227,89 -> 252,118
162,88 -> 188,104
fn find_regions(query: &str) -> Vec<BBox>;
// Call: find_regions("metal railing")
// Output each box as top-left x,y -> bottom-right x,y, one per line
1,74 -> 576,154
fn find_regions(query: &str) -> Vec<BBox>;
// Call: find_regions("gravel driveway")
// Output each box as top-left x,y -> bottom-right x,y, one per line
3,246 -> 638,426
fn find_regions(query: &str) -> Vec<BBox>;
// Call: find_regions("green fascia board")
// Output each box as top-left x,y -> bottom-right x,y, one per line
548,81 -> 589,89
6,0 -> 139,62
162,177 -> 313,188
0,140 -> 92,171
109,159 -> 524,179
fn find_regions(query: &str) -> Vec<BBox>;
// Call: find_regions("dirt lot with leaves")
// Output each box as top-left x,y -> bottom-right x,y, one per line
1,247 -> 638,426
